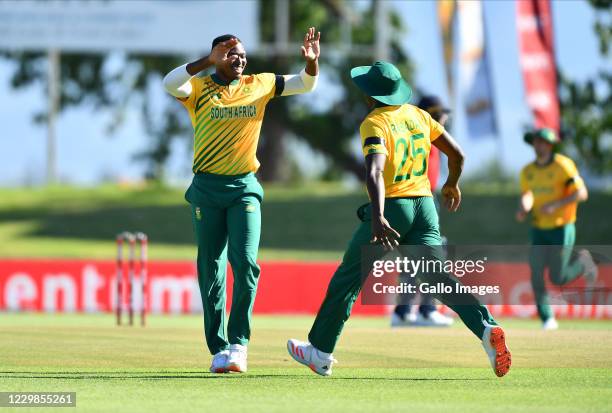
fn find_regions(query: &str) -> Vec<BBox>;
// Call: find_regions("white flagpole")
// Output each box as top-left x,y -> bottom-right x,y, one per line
47,48 -> 60,185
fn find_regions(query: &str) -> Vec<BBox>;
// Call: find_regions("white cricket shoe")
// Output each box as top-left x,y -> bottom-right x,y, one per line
209,350 -> 229,374
227,344 -> 247,373
542,318 -> 559,330
577,249 -> 598,284
390,312 -> 416,327
287,339 -> 337,377
481,325 -> 511,377
413,310 -> 454,327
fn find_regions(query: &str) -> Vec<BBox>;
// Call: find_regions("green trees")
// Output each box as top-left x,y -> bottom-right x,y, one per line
3,0 -> 412,182
558,0 -> 611,174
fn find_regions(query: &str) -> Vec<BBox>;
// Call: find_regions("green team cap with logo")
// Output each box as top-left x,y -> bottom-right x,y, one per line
350,61 -> 412,105
524,128 -> 559,145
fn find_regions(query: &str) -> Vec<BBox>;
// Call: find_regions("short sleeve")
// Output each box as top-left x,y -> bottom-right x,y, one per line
360,118 -> 388,157
568,175 -> 585,192
425,110 -> 445,141
519,167 -> 530,193
559,157 -> 584,191
255,73 -> 277,99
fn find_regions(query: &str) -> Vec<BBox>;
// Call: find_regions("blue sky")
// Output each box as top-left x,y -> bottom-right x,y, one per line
0,0 -> 607,186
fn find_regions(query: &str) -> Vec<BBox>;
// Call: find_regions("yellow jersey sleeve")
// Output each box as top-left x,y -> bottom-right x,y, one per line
254,73 -> 277,99
519,167 -> 531,193
558,156 -> 584,192
360,118 -> 389,157
178,77 -> 203,110
420,109 -> 445,142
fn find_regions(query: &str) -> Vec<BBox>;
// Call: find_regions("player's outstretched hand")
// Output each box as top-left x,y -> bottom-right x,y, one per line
442,184 -> 462,212
301,27 -> 321,62
370,215 -> 401,251
209,38 -> 239,65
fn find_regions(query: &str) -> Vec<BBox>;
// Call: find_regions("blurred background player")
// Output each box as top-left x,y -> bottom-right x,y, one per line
391,95 -> 453,328
163,28 -> 320,373
516,128 -> 598,330
287,61 -> 511,378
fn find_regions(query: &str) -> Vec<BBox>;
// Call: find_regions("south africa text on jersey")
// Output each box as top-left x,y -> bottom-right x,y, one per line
210,105 -> 257,119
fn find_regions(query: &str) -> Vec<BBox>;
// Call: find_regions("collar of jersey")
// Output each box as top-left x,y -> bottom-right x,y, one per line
211,73 -> 240,86
534,153 -> 556,168
371,102 -> 401,112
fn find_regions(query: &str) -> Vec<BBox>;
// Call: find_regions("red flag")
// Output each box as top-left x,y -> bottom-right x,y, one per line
517,0 -> 560,132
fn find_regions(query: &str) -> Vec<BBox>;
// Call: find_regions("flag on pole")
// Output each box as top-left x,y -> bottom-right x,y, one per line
456,0 -> 498,138
438,0 -> 456,100
516,0 -> 560,133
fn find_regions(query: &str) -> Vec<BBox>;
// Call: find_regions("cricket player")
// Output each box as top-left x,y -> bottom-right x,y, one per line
516,128 -> 597,330
391,95 -> 453,328
163,28 -> 320,373
287,61 -> 511,377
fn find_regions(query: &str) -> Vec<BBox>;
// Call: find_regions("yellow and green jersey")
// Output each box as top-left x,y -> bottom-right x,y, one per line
520,154 -> 584,229
360,104 -> 445,198
179,73 -> 278,175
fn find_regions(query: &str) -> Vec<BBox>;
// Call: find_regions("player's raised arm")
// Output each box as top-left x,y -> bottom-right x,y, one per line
432,131 -> 465,212
163,63 -> 194,98
279,27 -> 320,96
301,26 -> 320,76
162,38 -> 239,98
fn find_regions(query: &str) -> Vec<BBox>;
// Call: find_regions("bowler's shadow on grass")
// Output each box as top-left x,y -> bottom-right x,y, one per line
0,371 -> 489,381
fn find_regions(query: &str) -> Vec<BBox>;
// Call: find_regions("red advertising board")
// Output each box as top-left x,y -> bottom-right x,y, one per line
0,260 -> 610,318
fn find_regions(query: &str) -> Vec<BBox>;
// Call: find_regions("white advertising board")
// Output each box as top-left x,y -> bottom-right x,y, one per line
0,0 -> 259,54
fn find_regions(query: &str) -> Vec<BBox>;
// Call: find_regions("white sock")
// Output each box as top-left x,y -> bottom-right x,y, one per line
230,344 -> 247,352
315,349 -> 332,359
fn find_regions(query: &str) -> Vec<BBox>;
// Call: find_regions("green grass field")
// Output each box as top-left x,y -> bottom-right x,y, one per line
1,314 -> 611,412
2,184 -> 610,411
0,184 -> 611,261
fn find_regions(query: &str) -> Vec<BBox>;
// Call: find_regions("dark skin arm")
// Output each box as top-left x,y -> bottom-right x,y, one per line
171,39 -> 239,102
364,130 -> 462,248
432,131 -> 465,212
301,27 -> 320,76
188,27 -> 320,77
185,38 -> 239,75
365,153 -> 401,250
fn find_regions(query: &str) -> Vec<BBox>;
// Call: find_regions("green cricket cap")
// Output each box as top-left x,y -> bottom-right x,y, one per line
524,128 -> 559,145
350,61 -> 412,105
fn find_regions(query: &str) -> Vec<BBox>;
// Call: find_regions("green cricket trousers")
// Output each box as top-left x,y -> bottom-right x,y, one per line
529,224 -> 584,322
308,196 -> 498,353
186,172 -> 263,355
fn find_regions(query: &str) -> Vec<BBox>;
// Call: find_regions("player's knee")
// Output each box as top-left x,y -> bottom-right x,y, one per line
229,258 -> 260,281
197,260 -> 226,281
